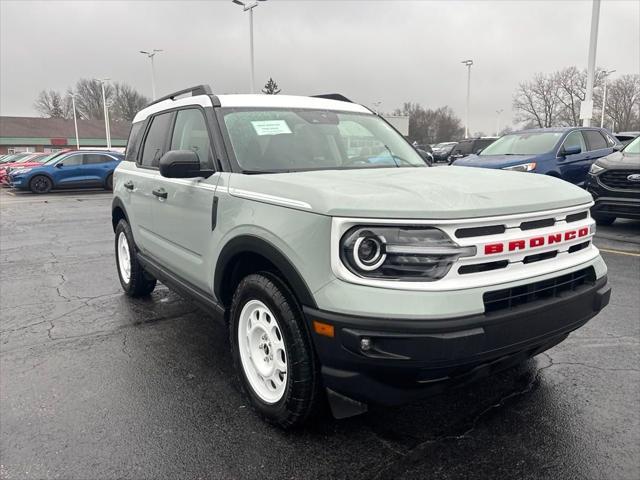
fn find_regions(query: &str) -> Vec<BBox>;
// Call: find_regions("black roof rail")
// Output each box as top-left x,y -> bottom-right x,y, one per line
312,93 -> 353,103
145,84 -> 213,108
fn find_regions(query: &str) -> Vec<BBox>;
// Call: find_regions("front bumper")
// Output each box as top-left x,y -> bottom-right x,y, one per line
304,274 -> 610,407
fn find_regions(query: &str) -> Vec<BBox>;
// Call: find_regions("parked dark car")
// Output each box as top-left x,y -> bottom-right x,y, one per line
586,135 -> 640,225
447,137 -> 498,164
452,127 -> 622,187
614,131 -> 639,146
431,142 -> 457,162
8,150 -> 123,193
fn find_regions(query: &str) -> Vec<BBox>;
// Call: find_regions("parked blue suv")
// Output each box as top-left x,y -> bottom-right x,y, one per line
9,150 -> 123,194
452,127 -> 622,186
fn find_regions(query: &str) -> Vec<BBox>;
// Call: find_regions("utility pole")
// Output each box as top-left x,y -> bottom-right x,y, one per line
461,59 -> 473,138
495,109 -> 504,136
582,0 -> 601,126
232,0 -> 268,93
600,69 -> 615,128
139,49 -> 163,100
97,78 -> 111,150
68,93 -> 80,150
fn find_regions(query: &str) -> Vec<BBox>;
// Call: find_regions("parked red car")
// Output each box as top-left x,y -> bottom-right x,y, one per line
0,151 -> 71,185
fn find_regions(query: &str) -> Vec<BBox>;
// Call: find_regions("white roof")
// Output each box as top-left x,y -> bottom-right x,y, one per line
133,93 -> 370,123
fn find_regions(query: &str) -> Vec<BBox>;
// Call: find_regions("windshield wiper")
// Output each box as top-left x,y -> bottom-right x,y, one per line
241,169 -> 288,174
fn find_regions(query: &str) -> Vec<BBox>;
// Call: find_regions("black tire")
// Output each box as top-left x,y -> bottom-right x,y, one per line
29,175 -> 52,194
229,272 -> 321,428
114,219 -> 157,297
105,174 -> 113,191
593,214 -> 615,226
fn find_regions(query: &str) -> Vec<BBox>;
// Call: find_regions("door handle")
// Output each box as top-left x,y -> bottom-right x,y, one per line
152,188 -> 168,199
124,181 -> 134,190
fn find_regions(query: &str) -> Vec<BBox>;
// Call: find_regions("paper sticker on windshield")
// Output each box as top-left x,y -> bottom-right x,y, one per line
251,120 -> 292,136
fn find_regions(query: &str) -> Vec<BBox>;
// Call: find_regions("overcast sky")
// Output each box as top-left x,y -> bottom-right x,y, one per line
1,0 -> 639,134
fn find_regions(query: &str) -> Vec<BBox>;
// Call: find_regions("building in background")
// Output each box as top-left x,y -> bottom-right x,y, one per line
0,117 -> 130,154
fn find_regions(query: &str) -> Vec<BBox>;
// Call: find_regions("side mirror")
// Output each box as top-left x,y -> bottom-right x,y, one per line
55,163 -> 63,168
475,148 -> 484,155
613,144 -> 624,152
159,150 -> 212,178
562,145 -> 581,156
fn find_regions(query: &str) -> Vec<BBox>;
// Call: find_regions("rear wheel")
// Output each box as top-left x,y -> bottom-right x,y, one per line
593,214 -> 615,226
229,273 -> 321,428
115,219 -> 156,297
105,174 -> 113,191
29,175 -> 52,194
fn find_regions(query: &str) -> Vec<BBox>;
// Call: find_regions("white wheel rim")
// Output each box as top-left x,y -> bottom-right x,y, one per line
238,300 -> 288,404
117,232 -> 131,284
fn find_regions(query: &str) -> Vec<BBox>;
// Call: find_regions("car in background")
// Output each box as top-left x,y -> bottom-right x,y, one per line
0,151 -> 71,185
452,127 -> 621,187
0,152 -> 33,164
8,150 -> 123,194
431,142 -> 457,162
586,135 -> 640,225
613,131 -> 639,146
447,137 -> 498,164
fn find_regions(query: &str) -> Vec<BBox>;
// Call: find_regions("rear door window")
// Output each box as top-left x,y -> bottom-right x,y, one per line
140,113 -> 173,168
583,130 -> 608,151
84,154 -> 112,164
125,122 -> 144,162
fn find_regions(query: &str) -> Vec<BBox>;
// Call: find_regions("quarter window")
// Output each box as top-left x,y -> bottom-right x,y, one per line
171,109 -> 212,168
125,122 -> 144,162
140,113 -> 173,168
583,130 -> 608,151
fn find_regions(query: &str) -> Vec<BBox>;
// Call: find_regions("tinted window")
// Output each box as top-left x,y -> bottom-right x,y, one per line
562,131 -> 586,153
60,154 -> 83,166
454,141 -> 473,155
171,109 -> 212,168
475,139 -> 496,151
140,113 -> 172,168
84,154 -> 112,164
583,130 -> 608,151
125,122 -> 144,162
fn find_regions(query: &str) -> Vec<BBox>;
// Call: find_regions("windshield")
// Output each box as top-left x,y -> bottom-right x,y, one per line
221,108 -> 426,172
480,132 -> 563,156
623,136 -> 640,154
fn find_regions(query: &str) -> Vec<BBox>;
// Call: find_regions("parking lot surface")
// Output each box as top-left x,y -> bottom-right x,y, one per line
1,188 -> 639,480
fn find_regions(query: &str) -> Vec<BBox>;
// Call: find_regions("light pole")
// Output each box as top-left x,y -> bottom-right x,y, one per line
232,0 -> 268,93
582,0 -> 601,127
68,93 -> 80,150
139,49 -> 163,100
600,69 -> 615,128
461,59 -> 473,138
495,109 -> 504,136
97,78 -> 111,150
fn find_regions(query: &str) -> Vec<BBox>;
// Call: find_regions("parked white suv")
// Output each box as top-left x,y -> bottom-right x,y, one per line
112,85 -> 611,427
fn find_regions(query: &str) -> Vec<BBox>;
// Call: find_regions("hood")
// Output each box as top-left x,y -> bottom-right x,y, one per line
453,154 -> 540,168
227,166 -> 592,219
1,161 -> 43,170
595,150 -> 640,169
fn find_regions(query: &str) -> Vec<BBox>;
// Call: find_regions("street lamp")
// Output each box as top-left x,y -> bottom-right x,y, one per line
96,78 -> 112,150
582,0 -> 601,126
495,109 -> 504,136
139,49 -> 163,100
461,59 -> 473,138
232,0 -> 268,93
600,69 -> 616,128
68,92 -> 80,150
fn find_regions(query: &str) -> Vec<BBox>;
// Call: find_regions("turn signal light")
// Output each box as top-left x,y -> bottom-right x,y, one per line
313,320 -> 335,338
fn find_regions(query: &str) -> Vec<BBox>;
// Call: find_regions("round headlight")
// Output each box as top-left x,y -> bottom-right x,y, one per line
353,234 -> 386,271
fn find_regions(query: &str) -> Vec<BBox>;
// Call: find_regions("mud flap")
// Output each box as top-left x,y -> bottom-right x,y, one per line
326,388 -> 368,419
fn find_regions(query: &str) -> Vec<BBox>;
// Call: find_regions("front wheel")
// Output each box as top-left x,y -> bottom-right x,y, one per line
229,273 -> 321,428
115,219 -> 157,297
29,175 -> 52,194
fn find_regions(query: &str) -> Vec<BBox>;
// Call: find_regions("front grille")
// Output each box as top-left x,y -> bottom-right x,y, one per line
566,211 -> 588,223
483,267 -> 595,314
455,225 -> 505,238
600,170 -> 640,190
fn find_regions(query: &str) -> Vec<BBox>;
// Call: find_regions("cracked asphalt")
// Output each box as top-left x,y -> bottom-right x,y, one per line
1,188 -> 639,480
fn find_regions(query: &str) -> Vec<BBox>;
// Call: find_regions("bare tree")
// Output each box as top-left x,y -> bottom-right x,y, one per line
394,103 -> 464,144
262,77 -> 281,95
111,83 -> 149,122
513,73 -> 561,128
554,66 -> 604,126
73,78 -> 113,120
34,90 -> 67,118
605,74 -> 640,132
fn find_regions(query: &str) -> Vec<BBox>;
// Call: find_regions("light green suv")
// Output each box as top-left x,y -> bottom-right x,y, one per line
112,85 -> 611,428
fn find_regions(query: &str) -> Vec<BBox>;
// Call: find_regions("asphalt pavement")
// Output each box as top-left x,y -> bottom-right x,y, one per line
1,188 -> 638,480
